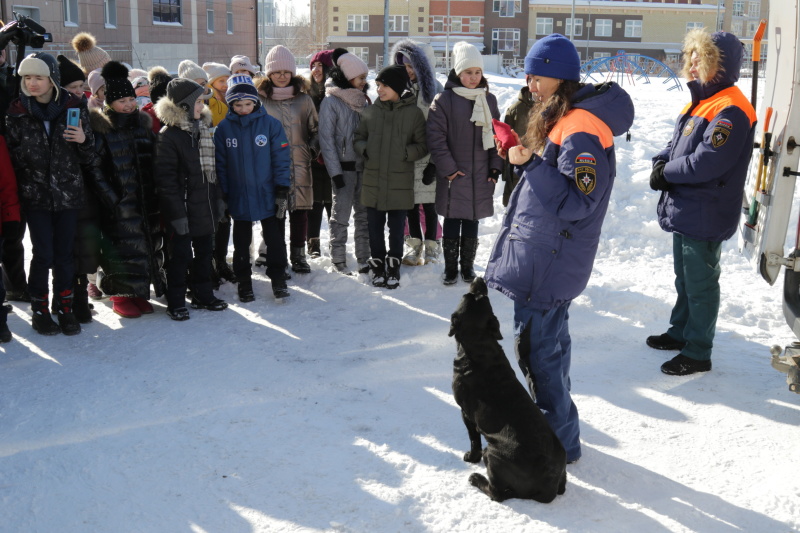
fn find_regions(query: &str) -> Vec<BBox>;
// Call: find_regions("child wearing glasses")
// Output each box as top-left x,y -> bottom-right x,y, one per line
256,45 -> 319,276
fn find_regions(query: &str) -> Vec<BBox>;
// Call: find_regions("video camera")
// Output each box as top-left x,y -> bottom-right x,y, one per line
0,12 -> 52,50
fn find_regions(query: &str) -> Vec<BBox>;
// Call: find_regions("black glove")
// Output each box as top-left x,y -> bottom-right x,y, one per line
331,174 -> 346,189
422,163 -> 436,185
649,161 -> 669,191
488,168 -> 501,183
275,185 -> 289,219
2,221 -> 20,241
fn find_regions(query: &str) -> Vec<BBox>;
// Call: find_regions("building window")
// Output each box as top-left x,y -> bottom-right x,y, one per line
686,22 -> 704,32
154,0 -> 182,24
746,20 -> 758,37
491,28 -> 520,55
432,16 -> 444,33
748,1 -> 760,17
594,52 -> 611,59
536,17 -> 553,36
732,0 -> 744,16
493,0 -> 521,17
347,14 -> 368,32
227,11 -> 233,34
624,20 -> 642,38
566,18 -> 583,37
594,18 -> 612,37
104,0 -> 117,26
207,9 -> 214,32
64,0 -> 79,25
348,47 -> 369,65
732,21 -> 743,34
388,15 -> 409,33
469,17 -> 481,33
450,17 -> 463,33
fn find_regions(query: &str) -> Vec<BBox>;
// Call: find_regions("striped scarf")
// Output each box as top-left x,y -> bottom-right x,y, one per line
177,117 -> 216,184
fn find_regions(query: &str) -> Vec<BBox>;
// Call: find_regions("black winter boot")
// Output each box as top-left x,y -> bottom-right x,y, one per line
385,256 -> 401,289
459,236 -> 479,283
290,246 -> 311,274
308,238 -> 321,258
72,275 -> 93,324
268,266 -> 290,301
238,277 -> 255,303
31,295 -> 60,335
368,258 -> 386,287
54,289 -> 81,336
442,238 -> 460,285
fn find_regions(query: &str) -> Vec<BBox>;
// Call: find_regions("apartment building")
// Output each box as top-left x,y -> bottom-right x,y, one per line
2,1 -> 257,72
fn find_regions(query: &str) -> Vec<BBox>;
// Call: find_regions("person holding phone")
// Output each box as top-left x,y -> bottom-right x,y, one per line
485,35 -> 634,464
4,52 -> 95,336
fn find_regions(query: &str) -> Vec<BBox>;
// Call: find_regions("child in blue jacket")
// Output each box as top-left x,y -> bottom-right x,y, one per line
214,75 -> 292,302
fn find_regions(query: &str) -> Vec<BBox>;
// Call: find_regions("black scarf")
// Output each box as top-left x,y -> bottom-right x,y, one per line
21,90 -> 68,123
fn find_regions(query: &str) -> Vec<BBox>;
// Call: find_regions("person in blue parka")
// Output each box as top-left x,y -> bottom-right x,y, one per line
485,34 -> 634,464
646,30 -> 756,376
214,74 -> 291,302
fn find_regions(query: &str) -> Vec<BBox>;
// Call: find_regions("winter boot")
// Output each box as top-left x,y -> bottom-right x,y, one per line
133,297 -> 154,314
110,296 -> 142,319
357,258 -> 370,274
54,289 -> 81,335
367,258 -> 386,287
190,297 -> 228,311
333,262 -> 351,275
271,277 -> 290,301
402,237 -> 423,266
308,238 -> 321,258
215,259 -> 237,284
424,239 -> 441,264
5,289 -> 31,302
459,236 -> 479,283
72,275 -> 93,324
442,238 -> 460,285
385,256 -> 401,290
238,277 -> 255,303
166,307 -> 190,321
87,282 -> 104,300
31,295 -> 60,335
290,246 -> 312,274
0,321 -> 11,343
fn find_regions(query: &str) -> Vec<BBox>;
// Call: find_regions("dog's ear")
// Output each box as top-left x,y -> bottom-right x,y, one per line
489,315 -> 503,340
448,314 -> 459,337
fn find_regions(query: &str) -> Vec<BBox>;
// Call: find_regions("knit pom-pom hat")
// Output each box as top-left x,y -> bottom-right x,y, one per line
71,32 -> 112,75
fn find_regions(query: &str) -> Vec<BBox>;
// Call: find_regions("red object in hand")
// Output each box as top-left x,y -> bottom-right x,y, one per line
492,119 -> 519,151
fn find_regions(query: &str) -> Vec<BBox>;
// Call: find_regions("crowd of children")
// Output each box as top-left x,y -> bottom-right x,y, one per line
0,33 -> 507,343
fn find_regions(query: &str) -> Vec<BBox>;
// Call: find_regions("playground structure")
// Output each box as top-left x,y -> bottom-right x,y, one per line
581,51 -> 683,91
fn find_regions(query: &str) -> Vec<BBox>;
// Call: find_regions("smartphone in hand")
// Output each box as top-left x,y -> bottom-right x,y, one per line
66,108 -> 80,128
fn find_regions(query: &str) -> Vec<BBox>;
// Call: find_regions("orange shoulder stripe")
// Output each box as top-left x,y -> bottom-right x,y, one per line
548,108 -> 614,149
688,86 -> 757,125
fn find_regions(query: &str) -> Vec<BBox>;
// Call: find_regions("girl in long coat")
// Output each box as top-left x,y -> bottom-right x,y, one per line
257,45 -> 319,274
426,42 -> 502,285
90,62 -> 166,319
306,50 -> 334,259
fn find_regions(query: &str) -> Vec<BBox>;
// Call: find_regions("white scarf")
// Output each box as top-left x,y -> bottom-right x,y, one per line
452,87 -> 495,150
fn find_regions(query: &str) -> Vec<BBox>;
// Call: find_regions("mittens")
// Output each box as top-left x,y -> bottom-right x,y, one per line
649,161 -> 669,191
422,163 -> 436,185
171,218 -> 189,236
492,119 -> 519,151
331,174 -> 346,189
275,185 -> 289,219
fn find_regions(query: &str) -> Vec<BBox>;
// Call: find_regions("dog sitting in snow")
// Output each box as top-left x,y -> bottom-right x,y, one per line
449,277 -> 567,502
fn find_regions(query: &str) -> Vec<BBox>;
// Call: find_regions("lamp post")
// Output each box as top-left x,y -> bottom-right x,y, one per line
445,0 -> 450,70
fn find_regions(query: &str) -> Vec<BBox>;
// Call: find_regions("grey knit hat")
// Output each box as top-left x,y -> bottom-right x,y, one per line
166,78 -> 205,110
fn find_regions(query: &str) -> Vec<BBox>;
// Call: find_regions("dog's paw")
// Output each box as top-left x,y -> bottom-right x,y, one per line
468,473 -> 488,489
463,450 -> 481,463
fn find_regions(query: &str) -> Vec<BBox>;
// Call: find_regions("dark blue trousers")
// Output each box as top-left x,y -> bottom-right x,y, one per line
26,209 -> 79,298
514,300 -> 581,462
367,207 -> 407,260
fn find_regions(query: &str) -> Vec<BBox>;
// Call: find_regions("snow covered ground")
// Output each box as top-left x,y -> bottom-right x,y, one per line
1,72 -> 799,533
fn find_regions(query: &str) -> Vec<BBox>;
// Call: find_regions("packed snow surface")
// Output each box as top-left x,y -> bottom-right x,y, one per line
1,72 -> 798,533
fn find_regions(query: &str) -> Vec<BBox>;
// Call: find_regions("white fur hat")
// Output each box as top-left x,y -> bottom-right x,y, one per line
452,41 -> 483,75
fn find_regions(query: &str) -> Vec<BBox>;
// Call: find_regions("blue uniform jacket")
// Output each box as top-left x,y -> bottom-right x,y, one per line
214,105 -> 291,222
653,33 -> 757,242
485,82 -> 634,308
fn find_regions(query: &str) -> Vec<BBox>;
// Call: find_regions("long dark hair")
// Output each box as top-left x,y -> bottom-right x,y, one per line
522,80 -> 583,154
308,65 -> 330,110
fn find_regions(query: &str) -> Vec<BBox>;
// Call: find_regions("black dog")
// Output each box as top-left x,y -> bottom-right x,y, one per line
449,277 -> 567,502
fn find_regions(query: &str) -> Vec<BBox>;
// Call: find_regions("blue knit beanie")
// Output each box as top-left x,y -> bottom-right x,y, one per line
225,74 -> 260,105
524,34 -> 581,81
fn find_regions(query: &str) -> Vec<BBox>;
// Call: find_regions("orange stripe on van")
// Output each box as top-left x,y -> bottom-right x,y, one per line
548,108 -> 614,149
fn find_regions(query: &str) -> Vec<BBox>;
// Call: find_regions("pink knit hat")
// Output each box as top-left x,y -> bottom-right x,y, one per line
229,55 -> 258,77
264,45 -> 296,76
87,68 -> 105,95
336,52 -> 368,81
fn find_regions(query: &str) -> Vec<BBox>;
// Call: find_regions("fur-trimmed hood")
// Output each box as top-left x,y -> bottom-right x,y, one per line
390,39 -> 439,106
154,97 -> 212,128
681,30 -> 744,93
89,107 -> 153,135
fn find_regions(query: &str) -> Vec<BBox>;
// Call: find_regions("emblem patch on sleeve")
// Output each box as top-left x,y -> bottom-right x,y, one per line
575,166 -> 597,195
683,119 -> 695,136
711,127 -> 730,148
716,118 -> 733,130
575,152 -> 596,165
